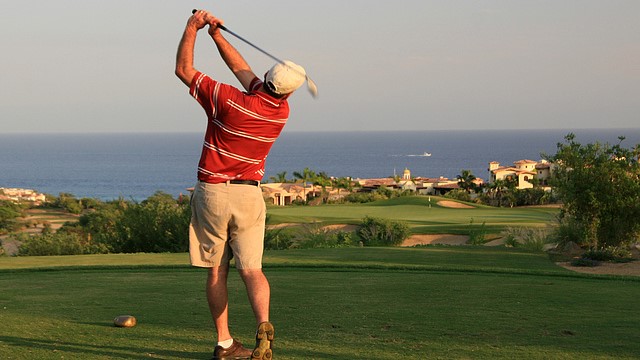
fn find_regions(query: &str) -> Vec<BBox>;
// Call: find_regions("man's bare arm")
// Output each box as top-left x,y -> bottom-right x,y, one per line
207,17 -> 257,92
175,11 -> 209,87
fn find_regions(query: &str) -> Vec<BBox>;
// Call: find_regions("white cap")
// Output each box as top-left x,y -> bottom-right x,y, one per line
265,60 -> 306,95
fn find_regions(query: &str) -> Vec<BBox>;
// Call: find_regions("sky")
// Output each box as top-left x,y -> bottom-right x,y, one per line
1,0 -> 638,133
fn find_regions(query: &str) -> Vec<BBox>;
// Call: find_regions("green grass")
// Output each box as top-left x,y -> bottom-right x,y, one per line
1,248 -> 638,359
267,196 -> 558,234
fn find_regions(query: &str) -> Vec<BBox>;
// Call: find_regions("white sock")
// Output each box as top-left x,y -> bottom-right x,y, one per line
218,338 -> 234,349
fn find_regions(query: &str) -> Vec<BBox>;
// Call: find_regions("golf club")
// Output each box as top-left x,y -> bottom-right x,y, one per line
192,9 -> 318,98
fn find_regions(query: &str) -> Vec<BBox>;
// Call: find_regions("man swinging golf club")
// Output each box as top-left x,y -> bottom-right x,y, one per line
175,9 -> 308,360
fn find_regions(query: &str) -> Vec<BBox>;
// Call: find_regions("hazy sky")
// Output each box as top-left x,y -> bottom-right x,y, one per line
1,0 -> 638,133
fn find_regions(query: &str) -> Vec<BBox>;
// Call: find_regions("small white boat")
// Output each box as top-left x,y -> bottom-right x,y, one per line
407,152 -> 432,157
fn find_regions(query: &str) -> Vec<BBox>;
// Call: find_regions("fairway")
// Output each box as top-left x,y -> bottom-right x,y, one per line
1,248 -> 638,359
266,197 -> 558,234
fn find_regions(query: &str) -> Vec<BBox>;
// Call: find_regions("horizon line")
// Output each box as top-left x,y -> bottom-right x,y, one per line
2,127 -> 640,136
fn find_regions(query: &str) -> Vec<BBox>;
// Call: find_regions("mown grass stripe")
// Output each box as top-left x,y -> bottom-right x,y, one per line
2,261 -> 637,282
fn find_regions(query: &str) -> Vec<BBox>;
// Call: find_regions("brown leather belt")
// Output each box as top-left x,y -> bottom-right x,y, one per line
229,180 -> 260,186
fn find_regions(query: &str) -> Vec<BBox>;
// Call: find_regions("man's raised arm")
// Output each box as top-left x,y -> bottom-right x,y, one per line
175,11 -> 210,87
207,16 -> 257,92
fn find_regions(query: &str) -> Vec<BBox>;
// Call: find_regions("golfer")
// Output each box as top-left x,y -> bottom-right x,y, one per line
175,9 -> 306,360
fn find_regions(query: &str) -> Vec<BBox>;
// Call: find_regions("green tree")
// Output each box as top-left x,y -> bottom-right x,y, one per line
53,193 -> 83,214
293,167 -> 316,202
549,133 -> 640,249
0,201 -> 25,234
484,176 -> 518,207
313,172 -> 332,203
332,177 -> 353,198
117,192 -> 190,253
456,169 -> 478,194
269,171 -> 288,183
88,192 -> 190,253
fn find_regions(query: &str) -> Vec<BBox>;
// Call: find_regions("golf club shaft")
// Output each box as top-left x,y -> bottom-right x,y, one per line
190,9 -> 318,98
191,9 -> 285,65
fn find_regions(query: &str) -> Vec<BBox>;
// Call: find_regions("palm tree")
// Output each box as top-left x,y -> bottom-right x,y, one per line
313,172 -> 332,203
332,177 -> 353,197
293,167 -> 316,201
269,171 -> 288,183
456,169 -> 477,194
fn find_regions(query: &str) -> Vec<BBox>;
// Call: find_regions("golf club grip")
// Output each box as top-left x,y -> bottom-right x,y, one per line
191,9 -> 228,31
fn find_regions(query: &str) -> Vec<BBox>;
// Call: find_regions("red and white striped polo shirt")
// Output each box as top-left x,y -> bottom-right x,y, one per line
189,72 -> 289,183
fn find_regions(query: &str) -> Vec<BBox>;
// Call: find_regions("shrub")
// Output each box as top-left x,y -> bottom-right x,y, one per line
551,215 -> 588,247
501,227 -> 551,252
292,224 -> 357,249
335,231 -> 355,247
52,193 -> 83,214
550,133 -> 640,249
582,247 -> 633,263
344,192 -> 378,203
0,200 -> 24,234
107,192 -> 190,253
15,232 -> 109,256
512,188 -> 550,206
91,192 -> 191,253
467,219 -> 487,245
357,216 -> 410,246
570,258 -> 600,267
444,190 -> 471,202
264,227 -> 295,250
503,233 -> 518,247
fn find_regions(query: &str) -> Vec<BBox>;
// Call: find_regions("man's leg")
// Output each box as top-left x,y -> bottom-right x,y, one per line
239,269 -> 274,360
238,269 -> 270,324
207,265 -> 231,342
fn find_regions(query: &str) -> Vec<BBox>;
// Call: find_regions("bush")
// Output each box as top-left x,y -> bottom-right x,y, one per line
550,133 -> 640,249
52,193 -> 83,214
502,227 -> 551,251
582,247 -> 633,263
264,227 -> 295,250
444,190 -> 471,202
283,223 -> 354,249
15,232 -> 109,256
503,233 -> 518,248
103,192 -> 191,253
0,200 -> 25,234
570,258 -> 600,267
357,216 -> 410,246
512,188 -> 552,206
344,192 -> 381,204
78,192 -> 191,253
551,215 -> 588,247
467,219 -> 488,245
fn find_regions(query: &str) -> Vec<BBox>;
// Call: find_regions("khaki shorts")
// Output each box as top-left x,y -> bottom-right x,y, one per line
189,181 -> 266,269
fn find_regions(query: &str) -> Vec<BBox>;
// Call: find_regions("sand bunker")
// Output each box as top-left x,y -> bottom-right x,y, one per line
437,200 -> 474,209
321,224 -> 359,232
402,234 -> 469,246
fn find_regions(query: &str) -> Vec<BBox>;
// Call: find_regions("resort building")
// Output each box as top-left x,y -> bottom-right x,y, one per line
0,188 -> 47,204
355,169 -> 482,196
262,168 -> 488,206
488,159 -> 554,190
261,183 -> 310,206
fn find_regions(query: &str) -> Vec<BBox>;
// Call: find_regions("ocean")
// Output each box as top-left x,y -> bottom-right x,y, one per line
1,129 -> 639,201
